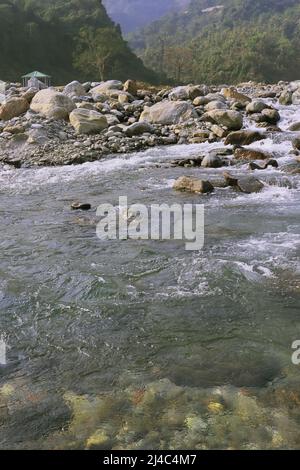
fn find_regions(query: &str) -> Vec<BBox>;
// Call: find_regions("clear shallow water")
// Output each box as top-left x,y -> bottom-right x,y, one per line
0,113 -> 300,449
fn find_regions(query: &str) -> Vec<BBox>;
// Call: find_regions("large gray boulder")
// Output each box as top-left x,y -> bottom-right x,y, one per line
63,81 -> 86,98
90,80 -> 123,100
202,109 -> 243,130
30,88 -> 75,119
140,100 -> 197,125
69,108 -> 108,134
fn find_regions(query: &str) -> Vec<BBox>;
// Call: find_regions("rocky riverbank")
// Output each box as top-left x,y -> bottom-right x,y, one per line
1,78 -> 300,168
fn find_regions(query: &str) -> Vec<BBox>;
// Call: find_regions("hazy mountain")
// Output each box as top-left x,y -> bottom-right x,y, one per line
103,0 -> 190,33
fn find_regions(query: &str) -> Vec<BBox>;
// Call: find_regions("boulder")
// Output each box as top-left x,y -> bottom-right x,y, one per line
205,93 -> 226,103
279,90 -> 293,105
292,137 -> 300,151
202,110 -> 243,130
193,96 -> 207,106
22,87 -> 38,103
222,87 -> 251,104
123,79 -> 137,96
211,124 -> 227,138
234,148 -> 271,161
169,85 -> 206,101
201,154 -> 223,168
261,108 -> 280,124
288,122 -> 300,131
223,172 -> 264,193
173,176 -> 214,194
0,97 -> 29,120
91,80 -> 122,94
292,88 -> 300,105
125,121 -> 154,137
69,108 -> 108,134
30,89 -> 75,119
246,100 -> 268,114
249,159 -> 278,170
63,81 -> 86,97
140,100 -> 197,125
3,125 -> 25,134
225,130 -> 266,146
204,100 -> 227,111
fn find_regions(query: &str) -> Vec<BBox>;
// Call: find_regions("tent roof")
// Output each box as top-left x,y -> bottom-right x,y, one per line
22,71 -> 51,78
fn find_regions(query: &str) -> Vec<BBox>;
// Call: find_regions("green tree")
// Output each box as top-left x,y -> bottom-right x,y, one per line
74,26 -> 125,80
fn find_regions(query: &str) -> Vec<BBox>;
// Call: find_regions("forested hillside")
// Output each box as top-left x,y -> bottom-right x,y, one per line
0,0 -> 156,83
130,0 -> 300,84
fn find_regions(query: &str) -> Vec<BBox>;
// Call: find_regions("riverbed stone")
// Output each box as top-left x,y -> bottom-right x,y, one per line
201,154 -> 223,168
63,81 -> 86,98
69,109 -> 108,134
225,130 -> 266,146
202,110 -> 243,130
222,87 -> 251,104
223,171 -> 264,193
173,176 -> 214,194
234,147 -> 271,161
0,97 -> 29,120
292,88 -> 300,105
140,101 -> 197,125
246,100 -> 268,114
288,122 -> 300,131
71,202 -> 92,211
125,121 -> 154,137
30,89 -> 75,119
292,137 -> 300,151
261,108 -> 280,124
279,89 -> 293,105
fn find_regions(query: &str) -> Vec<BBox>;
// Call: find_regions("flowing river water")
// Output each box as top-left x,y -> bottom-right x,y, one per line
0,102 -> 299,449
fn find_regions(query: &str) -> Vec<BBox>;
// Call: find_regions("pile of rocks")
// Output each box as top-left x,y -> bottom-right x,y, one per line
0,79 -> 297,167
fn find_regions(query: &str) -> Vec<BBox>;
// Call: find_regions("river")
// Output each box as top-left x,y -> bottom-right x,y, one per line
0,102 -> 299,449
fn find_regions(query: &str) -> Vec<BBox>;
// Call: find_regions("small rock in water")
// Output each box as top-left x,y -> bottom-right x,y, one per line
201,154 -> 223,168
292,137 -> 300,151
223,171 -> 264,193
234,148 -> 271,161
288,122 -> 300,132
249,159 -> 278,170
71,202 -> 91,211
261,108 -> 280,124
224,130 -> 266,146
173,176 -> 214,194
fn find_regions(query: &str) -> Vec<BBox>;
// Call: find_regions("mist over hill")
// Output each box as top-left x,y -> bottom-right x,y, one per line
103,0 -> 190,33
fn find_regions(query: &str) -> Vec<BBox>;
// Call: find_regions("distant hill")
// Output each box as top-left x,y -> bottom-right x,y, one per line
129,0 -> 300,84
0,0 -> 157,84
103,0 -> 190,33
